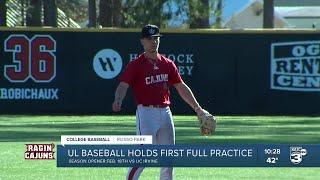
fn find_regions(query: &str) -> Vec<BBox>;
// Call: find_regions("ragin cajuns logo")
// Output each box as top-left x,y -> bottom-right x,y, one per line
25,143 -> 55,160
271,41 -> 320,92
1,34 -> 59,100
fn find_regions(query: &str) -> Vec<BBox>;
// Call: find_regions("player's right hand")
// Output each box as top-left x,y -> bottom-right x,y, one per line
112,100 -> 122,112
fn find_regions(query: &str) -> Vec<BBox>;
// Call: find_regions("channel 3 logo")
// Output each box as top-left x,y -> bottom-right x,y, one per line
290,146 -> 307,164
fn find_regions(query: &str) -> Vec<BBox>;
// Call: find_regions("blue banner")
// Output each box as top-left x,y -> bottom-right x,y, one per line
57,144 -> 320,167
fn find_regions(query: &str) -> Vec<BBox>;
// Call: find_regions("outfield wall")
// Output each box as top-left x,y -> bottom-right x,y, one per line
0,28 -> 319,115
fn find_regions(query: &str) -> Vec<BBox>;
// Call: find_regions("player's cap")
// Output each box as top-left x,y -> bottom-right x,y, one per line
141,24 -> 162,38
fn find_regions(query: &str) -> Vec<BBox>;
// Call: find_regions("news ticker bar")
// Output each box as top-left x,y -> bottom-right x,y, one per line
57,144 -> 320,167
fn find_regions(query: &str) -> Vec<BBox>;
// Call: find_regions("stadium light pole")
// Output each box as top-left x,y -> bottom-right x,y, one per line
263,0 -> 274,28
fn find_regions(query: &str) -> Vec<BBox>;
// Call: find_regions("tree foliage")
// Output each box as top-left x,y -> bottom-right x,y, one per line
188,0 -> 209,28
56,0 -> 88,23
23,0 -> 223,28
164,0 -> 222,28
119,0 -> 168,28
120,0 -> 221,28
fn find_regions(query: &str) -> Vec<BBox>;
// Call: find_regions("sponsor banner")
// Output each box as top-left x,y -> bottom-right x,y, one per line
271,41 -> 320,92
61,135 -> 152,146
1,34 -> 59,101
0,31 -> 198,114
57,144 -> 320,167
93,49 -> 123,79
1,29 -> 320,115
0,88 -> 59,100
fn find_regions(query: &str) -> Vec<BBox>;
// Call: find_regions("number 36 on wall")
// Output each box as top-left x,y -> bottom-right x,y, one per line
3,35 -> 56,83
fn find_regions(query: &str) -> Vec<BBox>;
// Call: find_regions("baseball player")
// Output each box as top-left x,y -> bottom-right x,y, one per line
112,24 -> 209,180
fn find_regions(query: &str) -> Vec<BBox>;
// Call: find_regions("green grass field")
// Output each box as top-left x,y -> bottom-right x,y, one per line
1,115 -> 320,180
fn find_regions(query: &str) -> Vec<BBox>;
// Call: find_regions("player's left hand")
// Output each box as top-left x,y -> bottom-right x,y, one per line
196,109 -> 216,136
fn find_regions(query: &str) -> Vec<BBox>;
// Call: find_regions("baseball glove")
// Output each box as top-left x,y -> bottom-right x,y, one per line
197,109 -> 216,136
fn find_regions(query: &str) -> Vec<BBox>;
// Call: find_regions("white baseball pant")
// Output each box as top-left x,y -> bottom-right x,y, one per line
127,105 -> 175,180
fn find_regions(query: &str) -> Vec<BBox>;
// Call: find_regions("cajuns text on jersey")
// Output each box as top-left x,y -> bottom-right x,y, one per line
119,53 -> 183,106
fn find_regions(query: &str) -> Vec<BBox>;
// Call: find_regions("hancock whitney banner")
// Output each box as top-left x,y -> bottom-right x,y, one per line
57,144 -> 320,167
1,29 -> 320,115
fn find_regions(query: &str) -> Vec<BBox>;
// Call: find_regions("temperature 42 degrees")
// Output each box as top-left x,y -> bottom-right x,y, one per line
266,157 -> 279,164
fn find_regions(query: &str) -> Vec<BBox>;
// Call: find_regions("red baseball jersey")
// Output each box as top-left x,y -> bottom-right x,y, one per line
119,53 -> 183,106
